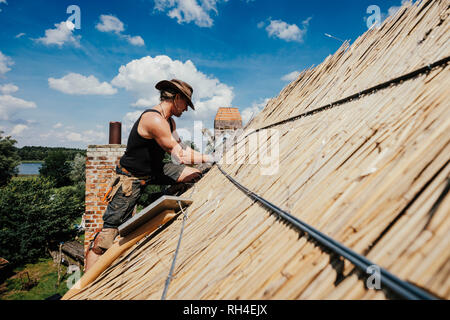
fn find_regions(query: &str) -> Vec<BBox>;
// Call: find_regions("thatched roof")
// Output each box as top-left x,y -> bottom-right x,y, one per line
215,107 -> 243,130
70,0 -> 449,300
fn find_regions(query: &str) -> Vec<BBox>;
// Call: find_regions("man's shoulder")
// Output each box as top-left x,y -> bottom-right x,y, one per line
140,111 -> 170,135
141,110 -> 163,124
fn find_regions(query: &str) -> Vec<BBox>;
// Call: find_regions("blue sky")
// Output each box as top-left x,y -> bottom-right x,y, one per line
0,0 -> 406,149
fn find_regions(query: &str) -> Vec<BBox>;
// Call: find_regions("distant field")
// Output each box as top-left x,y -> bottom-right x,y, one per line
14,175 -> 39,180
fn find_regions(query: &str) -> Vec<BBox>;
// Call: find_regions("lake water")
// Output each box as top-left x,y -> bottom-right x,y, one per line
18,162 -> 42,175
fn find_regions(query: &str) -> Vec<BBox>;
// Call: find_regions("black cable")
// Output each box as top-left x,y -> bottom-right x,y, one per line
217,164 -> 439,300
239,56 -> 449,141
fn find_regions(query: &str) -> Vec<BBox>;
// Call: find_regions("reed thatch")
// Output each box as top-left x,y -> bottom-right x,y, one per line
70,0 -> 449,300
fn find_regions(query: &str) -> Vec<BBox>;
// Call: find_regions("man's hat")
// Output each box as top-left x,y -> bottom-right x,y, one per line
155,79 -> 195,110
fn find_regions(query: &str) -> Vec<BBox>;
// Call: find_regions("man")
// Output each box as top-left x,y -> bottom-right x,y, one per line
86,79 -> 215,270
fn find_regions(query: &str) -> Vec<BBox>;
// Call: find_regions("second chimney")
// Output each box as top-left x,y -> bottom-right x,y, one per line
109,121 -> 121,144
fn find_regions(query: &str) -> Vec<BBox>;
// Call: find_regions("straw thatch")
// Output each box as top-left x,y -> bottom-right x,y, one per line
70,0 -> 449,300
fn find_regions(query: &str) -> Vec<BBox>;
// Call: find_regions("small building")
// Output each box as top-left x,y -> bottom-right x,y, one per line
214,107 -> 242,146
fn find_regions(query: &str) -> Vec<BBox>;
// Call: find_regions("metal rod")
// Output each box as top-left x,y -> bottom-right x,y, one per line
217,165 -> 438,300
161,201 -> 188,300
242,56 -> 450,138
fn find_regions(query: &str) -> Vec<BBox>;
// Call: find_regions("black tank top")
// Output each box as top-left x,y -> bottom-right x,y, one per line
120,109 -> 174,177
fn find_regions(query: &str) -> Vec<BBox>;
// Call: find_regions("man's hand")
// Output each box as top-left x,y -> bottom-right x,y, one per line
205,152 -> 222,164
196,162 -> 213,175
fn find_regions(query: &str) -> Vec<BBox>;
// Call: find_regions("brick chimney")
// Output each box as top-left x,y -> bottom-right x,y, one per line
83,123 -> 126,265
214,107 -> 243,144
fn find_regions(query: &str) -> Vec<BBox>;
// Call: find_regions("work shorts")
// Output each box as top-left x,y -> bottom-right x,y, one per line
102,162 -> 185,229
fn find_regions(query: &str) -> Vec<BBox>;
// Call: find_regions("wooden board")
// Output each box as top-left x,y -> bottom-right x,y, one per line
118,195 -> 193,237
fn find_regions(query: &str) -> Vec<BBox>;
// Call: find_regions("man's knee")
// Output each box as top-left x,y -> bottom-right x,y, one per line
177,167 -> 201,183
90,228 -> 118,255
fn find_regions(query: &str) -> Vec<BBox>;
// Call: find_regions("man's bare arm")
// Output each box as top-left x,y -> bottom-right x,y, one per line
143,115 -> 210,164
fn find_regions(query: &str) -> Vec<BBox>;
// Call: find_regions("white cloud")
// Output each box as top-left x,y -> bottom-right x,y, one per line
131,98 -> 156,108
388,1 -> 410,17
154,0 -> 225,28
265,17 -> 312,43
281,70 -> 300,82
53,122 -> 63,128
241,98 -> 271,125
126,35 -> 145,46
48,73 -> 117,95
0,94 -> 37,121
122,110 -> 142,136
36,21 -> 80,47
0,83 -> 18,94
66,132 -> 83,141
96,14 -> 145,47
0,0 -> 7,4
0,51 -> 14,76
15,33 -> 26,38
111,55 -> 233,122
10,124 -> 28,136
96,15 -> 124,33
51,129 -> 107,144
388,6 -> 401,16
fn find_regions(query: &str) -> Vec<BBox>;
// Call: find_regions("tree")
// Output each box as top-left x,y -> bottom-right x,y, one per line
0,131 -> 21,187
0,178 -> 84,266
17,146 -> 86,161
69,153 -> 86,204
69,153 -> 86,184
39,151 -> 72,187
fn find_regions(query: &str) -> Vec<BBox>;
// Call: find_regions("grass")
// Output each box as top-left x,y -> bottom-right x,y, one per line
0,258 -> 82,300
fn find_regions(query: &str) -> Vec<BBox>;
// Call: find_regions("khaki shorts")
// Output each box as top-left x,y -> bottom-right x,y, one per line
150,162 -> 186,185
102,162 -> 186,229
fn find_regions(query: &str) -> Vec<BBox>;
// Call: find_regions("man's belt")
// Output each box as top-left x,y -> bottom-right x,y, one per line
116,165 -> 150,185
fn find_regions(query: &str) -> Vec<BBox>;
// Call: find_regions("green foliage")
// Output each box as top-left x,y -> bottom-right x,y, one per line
17,146 -> 86,161
69,153 -> 86,184
39,151 -> 72,187
0,131 -> 21,187
136,184 -> 163,210
0,178 -> 84,266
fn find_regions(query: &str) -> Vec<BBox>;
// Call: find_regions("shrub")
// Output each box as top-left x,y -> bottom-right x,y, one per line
39,151 -> 72,187
69,153 -> 86,184
0,132 -> 21,187
0,178 -> 84,266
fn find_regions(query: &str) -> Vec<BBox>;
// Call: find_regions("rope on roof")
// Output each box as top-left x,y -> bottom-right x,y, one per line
161,200 -> 189,300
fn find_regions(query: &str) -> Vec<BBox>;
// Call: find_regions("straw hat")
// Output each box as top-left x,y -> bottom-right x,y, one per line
155,79 -> 195,110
